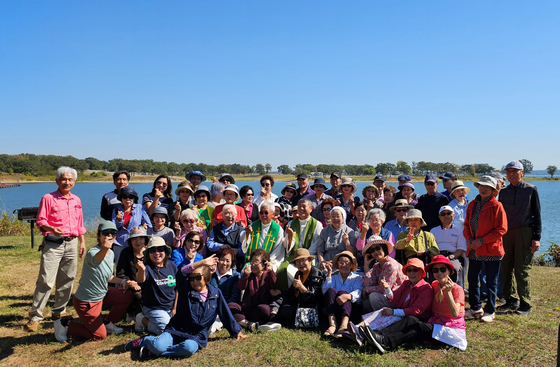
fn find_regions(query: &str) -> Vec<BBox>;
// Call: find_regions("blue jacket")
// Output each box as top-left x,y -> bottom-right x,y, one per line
211,269 -> 241,304
165,279 -> 241,349
112,203 -> 152,247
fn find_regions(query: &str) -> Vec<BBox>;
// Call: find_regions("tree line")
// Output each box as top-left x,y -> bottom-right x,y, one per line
0,153 -> 550,178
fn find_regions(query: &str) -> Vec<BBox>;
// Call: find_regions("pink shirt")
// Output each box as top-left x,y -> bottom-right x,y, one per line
363,256 -> 407,294
37,190 -> 86,237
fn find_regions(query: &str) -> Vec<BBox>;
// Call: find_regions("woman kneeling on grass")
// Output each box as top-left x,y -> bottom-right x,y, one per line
134,237 -> 178,335
359,255 -> 466,353
124,264 -> 246,358
54,221 -> 133,342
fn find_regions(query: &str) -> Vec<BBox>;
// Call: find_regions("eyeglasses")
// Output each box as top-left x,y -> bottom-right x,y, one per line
406,267 -> 419,273
322,207 -> 332,212
250,260 -> 264,265
261,183 -> 271,187
182,219 -> 196,224
186,238 -> 201,245
156,181 -> 168,186
431,266 -> 448,273
101,229 -> 118,236
425,182 -> 436,186
121,195 -> 135,200
148,246 -> 166,254
259,211 -> 270,215
440,212 -> 453,216
188,274 -> 203,282
246,193 -> 254,196
368,245 -> 383,253
341,185 -> 352,188
395,208 -> 409,213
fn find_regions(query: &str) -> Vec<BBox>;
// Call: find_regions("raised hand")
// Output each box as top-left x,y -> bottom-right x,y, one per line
380,277 -> 390,289
135,260 -> 146,272
116,210 -> 124,222
175,201 -> 181,211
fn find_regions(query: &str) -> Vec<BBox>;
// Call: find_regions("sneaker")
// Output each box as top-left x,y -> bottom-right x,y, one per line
126,313 -> 135,323
258,322 -> 282,332
464,308 -> 484,319
344,322 -> 363,347
359,326 -> 386,354
515,306 -> 532,316
497,297 -> 506,304
247,321 -> 260,332
124,338 -> 143,352
105,322 -> 124,335
54,319 -> 68,342
135,313 -> 146,332
481,313 -> 495,323
139,346 -> 154,359
497,300 -> 519,312
26,320 -> 39,332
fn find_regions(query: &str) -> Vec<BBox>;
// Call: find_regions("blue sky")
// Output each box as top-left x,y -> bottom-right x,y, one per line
1,1 -> 559,171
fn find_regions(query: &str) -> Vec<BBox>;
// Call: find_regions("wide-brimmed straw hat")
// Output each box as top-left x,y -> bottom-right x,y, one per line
474,176 -> 498,191
402,258 -> 426,278
362,235 -> 393,257
340,178 -> 357,194
333,251 -> 358,272
281,183 -> 298,195
390,199 -> 414,212
402,209 -> 427,227
290,248 -> 315,264
449,180 -> 470,197
175,183 -> 194,196
362,184 -> 380,198
426,254 -> 455,274
143,236 -> 171,257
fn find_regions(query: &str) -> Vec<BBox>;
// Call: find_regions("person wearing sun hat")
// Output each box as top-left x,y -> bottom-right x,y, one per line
464,175 -> 507,323
211,184 -> 248,228
395,209 -> 439,265
321,250 -> 364,338
218,173 -> 235,185
334,178 -> 360,225
361,236 -> 406,312
148,207 -> 175,248
385,199 -> 413,242
361,184 -> 384,212
276,183 -> 297,224
308,177 -> 333,223
170,182 -> 194,229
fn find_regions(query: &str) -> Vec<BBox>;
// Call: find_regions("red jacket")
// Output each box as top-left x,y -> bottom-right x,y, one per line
463,196 -> 507,257
389,279 -> 433,319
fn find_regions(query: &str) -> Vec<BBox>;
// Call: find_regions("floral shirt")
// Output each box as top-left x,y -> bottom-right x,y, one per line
362,256 -> 407,294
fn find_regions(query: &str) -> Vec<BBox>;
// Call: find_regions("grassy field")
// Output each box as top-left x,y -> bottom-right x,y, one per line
0,234 -> 558,366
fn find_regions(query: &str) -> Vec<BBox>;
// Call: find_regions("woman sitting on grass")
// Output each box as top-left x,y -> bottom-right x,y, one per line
124,264 -> 246,359
134,237 -> 178,335
54,221 -> 133,342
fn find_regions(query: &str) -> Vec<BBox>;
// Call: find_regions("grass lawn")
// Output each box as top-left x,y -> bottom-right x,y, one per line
0,234 -> 558,366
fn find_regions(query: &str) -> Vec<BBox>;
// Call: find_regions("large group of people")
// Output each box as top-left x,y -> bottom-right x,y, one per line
25,162 -> 541,358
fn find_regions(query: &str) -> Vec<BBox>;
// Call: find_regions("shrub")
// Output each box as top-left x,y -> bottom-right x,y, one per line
0,211 -> 30,236
544,243 -> 560,267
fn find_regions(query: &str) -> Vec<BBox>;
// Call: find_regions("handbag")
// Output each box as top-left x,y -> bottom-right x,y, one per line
294,307 -> 319,328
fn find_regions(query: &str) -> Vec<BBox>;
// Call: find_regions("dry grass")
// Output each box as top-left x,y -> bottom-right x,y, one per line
0,234 -> 558,366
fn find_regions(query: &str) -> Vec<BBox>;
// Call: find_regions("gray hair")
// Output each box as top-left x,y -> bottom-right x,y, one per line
56,166 -> 78,181
259,201 -> 275,212
366,208 -> 386,222
297,198 -> 313,207
210,182 -> 225,198
222,204 -> 237,216
180,209 -> 199,221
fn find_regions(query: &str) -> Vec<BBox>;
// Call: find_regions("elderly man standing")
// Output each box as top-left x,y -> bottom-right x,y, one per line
439,172 -> 457,200
292,173 -> 315,206
497,161 -> 541,315
325,171 -> 342,197
100,171 -> 130,220
26,167 -> 87,332
415,174 -> 449,231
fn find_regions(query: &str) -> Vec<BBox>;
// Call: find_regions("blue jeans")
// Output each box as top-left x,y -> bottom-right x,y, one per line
142,306 -> 171,335
479,262 -> 504,299
142,332 -> 199,358
468,260 -> 500,314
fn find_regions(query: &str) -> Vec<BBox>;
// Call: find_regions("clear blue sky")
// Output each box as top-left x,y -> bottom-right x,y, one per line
1,1 -> 559,171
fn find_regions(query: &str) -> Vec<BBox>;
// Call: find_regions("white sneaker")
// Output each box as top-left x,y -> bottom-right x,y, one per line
126,313 -> 135,323
464,308 -> 484,319
105,322 -> 124,335
135,313 -> 146,333
258,322 -> 282,332
54,319 -> 68,342
481,313 -> 495,323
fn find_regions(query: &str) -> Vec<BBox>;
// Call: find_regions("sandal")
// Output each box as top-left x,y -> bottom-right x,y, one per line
334,327 -> 349,338
322,325 -> 336,338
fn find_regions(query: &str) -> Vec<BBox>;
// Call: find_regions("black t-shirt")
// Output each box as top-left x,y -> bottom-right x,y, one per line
141,262 -> 178,310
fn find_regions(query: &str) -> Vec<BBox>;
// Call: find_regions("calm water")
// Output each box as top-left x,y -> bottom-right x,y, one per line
1,180 -> 558,254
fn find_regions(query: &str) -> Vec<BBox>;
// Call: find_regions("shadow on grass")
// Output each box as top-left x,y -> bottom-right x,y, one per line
0,314 -> 25,328
0,331 -> 86,361
0,246 -> 16,250
0,294 -> 33,301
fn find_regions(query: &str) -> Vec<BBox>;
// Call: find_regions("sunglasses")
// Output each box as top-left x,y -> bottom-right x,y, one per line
121,195 -> 135,200
431,266 -> 448,273
406,267 -> 419,273
148,246 -> 166,254
246,193 -> 254,196
156,181 -> 168,186
395,208 -> 409,213
250,260 -> 264,265
440,212 -> 453,216
188,274 -> 203,282
425,182 -> 436,186
261,183 -> 271,187
322,207 -> 332,212
370,245 -> 383,253
259,211 -> 270,215
186,238 -> 201,245
101,229 -> 118,236
182,219 -> 196,224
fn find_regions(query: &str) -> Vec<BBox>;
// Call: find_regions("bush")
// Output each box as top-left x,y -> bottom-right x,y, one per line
0,211 -> 30,236
532,242 -> 560,267
89,171 -> 107,178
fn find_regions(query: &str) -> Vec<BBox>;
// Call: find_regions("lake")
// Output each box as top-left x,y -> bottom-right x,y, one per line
1,180 -> 558,254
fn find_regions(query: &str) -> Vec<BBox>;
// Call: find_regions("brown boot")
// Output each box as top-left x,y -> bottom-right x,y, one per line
26,320 -> 39,332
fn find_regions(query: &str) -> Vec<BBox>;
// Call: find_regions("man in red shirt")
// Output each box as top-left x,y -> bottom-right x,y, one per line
26,166 -> 87,332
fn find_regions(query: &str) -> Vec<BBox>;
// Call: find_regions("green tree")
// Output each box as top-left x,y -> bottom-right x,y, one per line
395,161 -> 411,175
265,163 -> 272,173
255,164 -> 266,175
277,165 -> 293,174
519,159 -> 533,174
363,166 -> 375,175
547,165 -> 557,178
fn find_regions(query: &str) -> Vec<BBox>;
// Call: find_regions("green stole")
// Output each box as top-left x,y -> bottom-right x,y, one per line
245,219 -> 281,261
277,217 -> 318,290
196,206 -> 213,230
